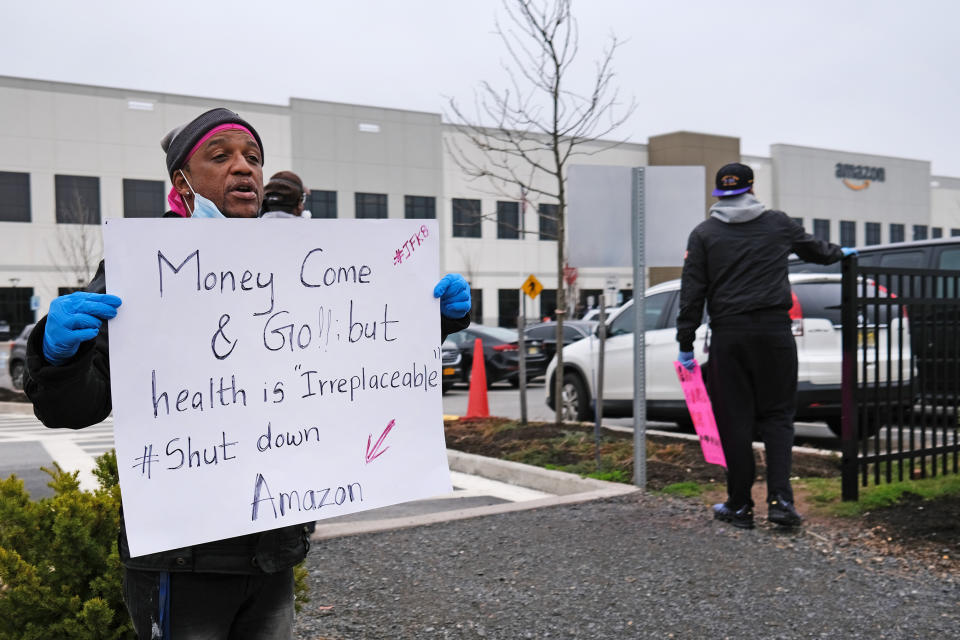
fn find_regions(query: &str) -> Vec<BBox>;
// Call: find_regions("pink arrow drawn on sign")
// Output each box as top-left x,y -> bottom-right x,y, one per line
365,419 -> 395,464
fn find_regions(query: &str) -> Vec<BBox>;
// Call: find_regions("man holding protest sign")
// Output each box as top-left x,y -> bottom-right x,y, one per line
24,107 -> 471,639
676,162 -> 851,530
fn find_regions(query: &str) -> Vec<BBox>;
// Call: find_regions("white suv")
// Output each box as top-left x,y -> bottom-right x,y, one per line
545,274 -> 911,436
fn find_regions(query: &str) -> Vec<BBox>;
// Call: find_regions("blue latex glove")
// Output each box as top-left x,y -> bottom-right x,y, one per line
42,292 -> 122,366
433,273 -> 471,318
841,247 -> 858,258
678,350 -> 696,371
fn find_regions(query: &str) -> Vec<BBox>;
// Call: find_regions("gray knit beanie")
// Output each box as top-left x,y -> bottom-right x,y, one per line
160,107 -> 264,176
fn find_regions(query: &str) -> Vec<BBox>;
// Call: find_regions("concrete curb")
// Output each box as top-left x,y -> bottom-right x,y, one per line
0,401 -> 35,415
446,448 -> 626,495
311,450 -> 638,541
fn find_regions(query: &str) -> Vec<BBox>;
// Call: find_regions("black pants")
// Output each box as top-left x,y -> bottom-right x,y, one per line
705,325 -> 798,508
123,568 -> 294,640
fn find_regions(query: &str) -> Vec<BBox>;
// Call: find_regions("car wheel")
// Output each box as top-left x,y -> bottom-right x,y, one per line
560,372 -> 590,422
10,361 -> 25,391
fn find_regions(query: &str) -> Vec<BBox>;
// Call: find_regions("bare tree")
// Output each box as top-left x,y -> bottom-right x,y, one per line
446,0 -> 634,424
48,187 -> 102,289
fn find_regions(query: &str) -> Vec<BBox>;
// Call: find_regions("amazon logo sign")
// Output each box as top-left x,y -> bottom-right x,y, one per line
836,163 -> 885,191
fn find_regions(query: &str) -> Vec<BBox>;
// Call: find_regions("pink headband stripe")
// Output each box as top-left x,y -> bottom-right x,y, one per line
166,124 -> 260,217
183,124 -> 258,167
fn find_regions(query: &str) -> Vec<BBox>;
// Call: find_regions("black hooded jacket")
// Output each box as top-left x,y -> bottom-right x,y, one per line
676,194 -> 842,351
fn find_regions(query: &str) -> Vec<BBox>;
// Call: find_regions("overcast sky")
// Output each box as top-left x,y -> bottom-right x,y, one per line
3,0 -> 958,175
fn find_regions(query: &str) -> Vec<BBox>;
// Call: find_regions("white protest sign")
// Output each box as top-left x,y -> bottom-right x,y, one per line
103,218 -> 450,557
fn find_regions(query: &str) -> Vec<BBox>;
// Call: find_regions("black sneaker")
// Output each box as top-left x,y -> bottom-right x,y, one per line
768,496 -> 803,527
712,502 -> 755,529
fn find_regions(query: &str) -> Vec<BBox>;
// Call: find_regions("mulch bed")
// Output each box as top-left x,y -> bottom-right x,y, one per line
445,416 -> 959,573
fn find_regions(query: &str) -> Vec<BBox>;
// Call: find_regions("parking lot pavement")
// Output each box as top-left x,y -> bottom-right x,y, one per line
0,412 -> 109,496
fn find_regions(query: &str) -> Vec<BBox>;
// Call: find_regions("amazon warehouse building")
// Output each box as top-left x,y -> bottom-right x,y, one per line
1,75 -> 959,336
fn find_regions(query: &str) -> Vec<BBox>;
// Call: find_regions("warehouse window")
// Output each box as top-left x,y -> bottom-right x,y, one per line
839,220 -> 856,247
55,175 -> 100,224
865,222 -> 881,246
812,219 -> 830,242
452,198 -> 481,238
404,195 -> 436,219
355,192 -> 386,219
307,190 -> 337,218
497,201 -> 520,239
539,203 -> 558,241
0,172 -> 31,222
123,179 -> 164,218
889,224 -> 905,243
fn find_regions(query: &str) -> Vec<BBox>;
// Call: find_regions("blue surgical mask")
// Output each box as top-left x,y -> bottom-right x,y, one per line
179,170 -> 225,219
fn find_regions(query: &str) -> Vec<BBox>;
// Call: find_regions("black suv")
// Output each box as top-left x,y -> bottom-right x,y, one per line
791,237 -> 960,408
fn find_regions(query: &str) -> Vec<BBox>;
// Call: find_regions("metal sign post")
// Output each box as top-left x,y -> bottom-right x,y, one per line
631,168 -> 647,489
517,292 -> 528,426
594,300 -> 606,469
567,164 -> 703,490
519,274 -> 543,427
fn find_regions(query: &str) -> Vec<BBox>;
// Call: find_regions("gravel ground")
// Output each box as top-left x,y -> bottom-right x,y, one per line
294,492 -> 958,639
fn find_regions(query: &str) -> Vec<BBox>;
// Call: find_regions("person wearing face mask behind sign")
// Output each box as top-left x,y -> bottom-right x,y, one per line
23,107 -> 472,639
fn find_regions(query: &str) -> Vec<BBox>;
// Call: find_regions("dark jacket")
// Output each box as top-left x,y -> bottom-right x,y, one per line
26,247 -> 470,574
676,194 -> 842,351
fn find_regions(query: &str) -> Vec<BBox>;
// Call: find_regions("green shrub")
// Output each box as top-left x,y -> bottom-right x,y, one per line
0,450 -> 310,638
0,450 -> 132,640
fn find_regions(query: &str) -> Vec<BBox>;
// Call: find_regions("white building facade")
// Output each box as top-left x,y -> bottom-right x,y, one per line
0,75 -> 958,336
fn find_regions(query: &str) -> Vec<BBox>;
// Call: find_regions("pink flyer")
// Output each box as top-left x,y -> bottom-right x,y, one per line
674,362 -> 726,468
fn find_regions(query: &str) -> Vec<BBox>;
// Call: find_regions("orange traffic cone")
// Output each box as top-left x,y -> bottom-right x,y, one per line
465,337 -> 489,418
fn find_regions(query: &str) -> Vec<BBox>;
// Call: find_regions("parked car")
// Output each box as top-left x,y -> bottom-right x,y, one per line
580,303 -> 625,322
8,323 -> 35,391
789,237 -> 960,276
446,324 -> 548,387
791,237 -> 960,406
545,275 -> 910,437
0,320 -> 10,341
523,319 -> 597,363
441,337 -> 462,394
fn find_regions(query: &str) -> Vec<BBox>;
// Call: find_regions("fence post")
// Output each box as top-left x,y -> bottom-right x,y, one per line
841,255 -> 860,501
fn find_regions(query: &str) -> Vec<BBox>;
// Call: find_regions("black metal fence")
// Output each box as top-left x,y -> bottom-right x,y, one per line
841,258 -> 960,500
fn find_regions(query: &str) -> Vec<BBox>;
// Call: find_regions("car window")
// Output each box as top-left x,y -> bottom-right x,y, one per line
610,292 -> 672,335
475,326 -> 519,342
937,248 -> 960,270
794,280 -> 899,326
879,251 -> 925,268
562,325 -> 584,339
525,325 -> 555,340
793,282 -> 842,325
787,260 -> 840,274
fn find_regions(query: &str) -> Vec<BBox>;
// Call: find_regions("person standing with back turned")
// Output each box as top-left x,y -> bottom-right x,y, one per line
676,162 -> 855,529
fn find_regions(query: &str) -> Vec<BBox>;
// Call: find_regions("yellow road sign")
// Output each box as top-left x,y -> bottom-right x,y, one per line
522,274 -> 543,299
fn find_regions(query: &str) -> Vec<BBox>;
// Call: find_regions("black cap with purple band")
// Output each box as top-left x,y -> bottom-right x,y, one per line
712,162 -> 754,197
